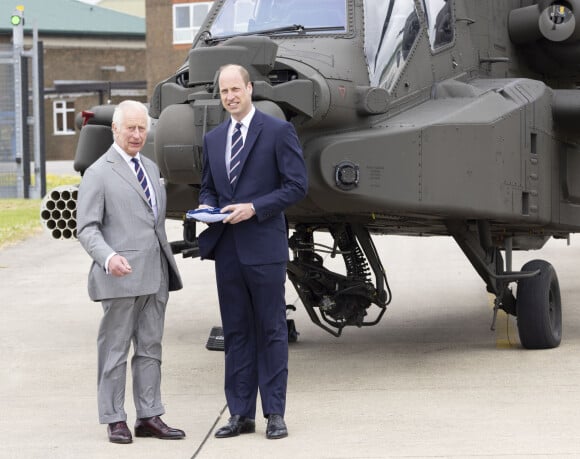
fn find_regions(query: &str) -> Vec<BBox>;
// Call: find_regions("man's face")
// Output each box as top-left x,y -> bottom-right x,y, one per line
219,67 -> 253,121
112,106 -> 148,156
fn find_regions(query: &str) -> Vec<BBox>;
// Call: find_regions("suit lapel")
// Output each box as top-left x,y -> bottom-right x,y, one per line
231,111 -> 263,192
210,121 -> 231,190
108,149 -> 151,207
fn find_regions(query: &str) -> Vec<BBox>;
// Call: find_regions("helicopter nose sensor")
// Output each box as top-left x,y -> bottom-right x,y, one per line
335,160 -> 359,190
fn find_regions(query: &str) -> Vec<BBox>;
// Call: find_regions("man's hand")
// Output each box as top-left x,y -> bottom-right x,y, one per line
108,254 -> 132,277
222,203 -> 255,224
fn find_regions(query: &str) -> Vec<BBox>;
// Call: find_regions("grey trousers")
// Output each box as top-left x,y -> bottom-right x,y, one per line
97,264 -> 169,424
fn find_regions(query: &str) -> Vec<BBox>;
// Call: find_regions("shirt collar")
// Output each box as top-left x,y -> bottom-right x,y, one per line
231,105 -> 255,131
113,142 -> 142,164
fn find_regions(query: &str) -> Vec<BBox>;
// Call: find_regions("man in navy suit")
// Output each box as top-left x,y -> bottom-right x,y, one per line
197,64 -> 308,439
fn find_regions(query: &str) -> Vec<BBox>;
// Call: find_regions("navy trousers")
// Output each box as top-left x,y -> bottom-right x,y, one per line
214,225 -> 288,419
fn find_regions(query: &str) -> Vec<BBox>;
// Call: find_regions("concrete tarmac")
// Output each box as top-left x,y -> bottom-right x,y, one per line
2,217 -> 580,458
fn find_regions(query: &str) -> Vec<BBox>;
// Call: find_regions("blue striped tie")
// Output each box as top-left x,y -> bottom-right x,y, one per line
229,122 -> 243,185
131,157 -> 152,206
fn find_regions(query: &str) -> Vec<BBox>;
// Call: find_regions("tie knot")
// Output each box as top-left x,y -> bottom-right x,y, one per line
131,157 -> 139,164
235,122 -> 242,131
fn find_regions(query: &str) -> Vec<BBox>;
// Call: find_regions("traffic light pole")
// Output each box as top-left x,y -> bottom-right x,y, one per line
12,7 -> 25,198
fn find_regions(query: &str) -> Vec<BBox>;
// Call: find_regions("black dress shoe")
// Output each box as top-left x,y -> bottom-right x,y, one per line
215,415 -> 256,438
107,421 -> 132,444
266,414 -> 288,439
134,416 -> 186,439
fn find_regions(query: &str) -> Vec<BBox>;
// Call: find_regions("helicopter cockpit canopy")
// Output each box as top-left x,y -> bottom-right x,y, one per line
203,0 -> 455,92
208,0 -> 347,39
364,0 -> 454,89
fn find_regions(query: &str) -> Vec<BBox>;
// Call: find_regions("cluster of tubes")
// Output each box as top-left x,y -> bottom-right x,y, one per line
40,185 -> 79,240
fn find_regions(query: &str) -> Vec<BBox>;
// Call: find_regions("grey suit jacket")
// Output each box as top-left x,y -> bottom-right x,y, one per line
77,146 -> 182,301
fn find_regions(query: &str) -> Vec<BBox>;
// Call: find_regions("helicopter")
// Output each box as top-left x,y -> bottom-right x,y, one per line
41,0 -> 580,349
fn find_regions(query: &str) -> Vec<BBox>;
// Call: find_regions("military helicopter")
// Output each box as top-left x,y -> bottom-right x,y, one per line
42,0 -> 580,349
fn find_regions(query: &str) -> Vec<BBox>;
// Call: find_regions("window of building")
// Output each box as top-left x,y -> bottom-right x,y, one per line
53,100 -> 75,136
173,2 -> 214,44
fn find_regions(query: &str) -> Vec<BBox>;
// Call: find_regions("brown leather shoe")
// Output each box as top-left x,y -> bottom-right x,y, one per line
134,416 -> 186,440
107,421 -> 132,444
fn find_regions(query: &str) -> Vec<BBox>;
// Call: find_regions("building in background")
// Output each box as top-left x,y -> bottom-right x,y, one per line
0,0 -> 145,160
98,0 -> 145,17
76,0 -> 212,97
81,0 -> 214,99
146,0 -> 213,97
0,0 -> 216,161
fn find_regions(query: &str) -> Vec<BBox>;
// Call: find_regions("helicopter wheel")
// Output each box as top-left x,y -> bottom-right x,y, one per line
516,259 -> 562,349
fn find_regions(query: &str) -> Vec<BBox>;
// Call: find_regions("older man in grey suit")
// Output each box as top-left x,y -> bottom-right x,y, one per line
77,100 -> 185,444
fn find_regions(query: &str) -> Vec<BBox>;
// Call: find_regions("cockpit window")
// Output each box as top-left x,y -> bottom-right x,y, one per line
423,0 -> 454,49
209,0 -> 347,38
364,0 -> 420,89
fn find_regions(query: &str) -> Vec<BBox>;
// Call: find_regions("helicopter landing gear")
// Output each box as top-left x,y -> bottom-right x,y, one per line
287,318 -> 299,343
516,259 -> 562,349
447,220 -> 561,349
286,304 -> 299,343
205,312 -> 300,351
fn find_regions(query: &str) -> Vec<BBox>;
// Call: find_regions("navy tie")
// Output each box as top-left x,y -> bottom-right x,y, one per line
131,157 -> 152,206
228,122 -> 243,185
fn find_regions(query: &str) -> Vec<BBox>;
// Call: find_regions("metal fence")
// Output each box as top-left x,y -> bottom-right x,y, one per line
0,44 -> 17,198
0,39 -> 43,199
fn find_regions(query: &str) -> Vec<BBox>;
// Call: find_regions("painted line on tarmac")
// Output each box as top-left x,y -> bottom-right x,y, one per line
190,403 -> 228,459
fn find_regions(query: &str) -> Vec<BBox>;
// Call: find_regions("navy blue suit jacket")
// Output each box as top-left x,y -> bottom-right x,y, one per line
198,109 -> 308,265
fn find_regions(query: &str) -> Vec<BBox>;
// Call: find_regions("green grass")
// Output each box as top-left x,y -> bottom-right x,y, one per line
0,174 -> 81,248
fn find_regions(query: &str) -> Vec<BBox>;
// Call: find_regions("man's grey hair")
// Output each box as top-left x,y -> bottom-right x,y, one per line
112,100 -> 151,131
